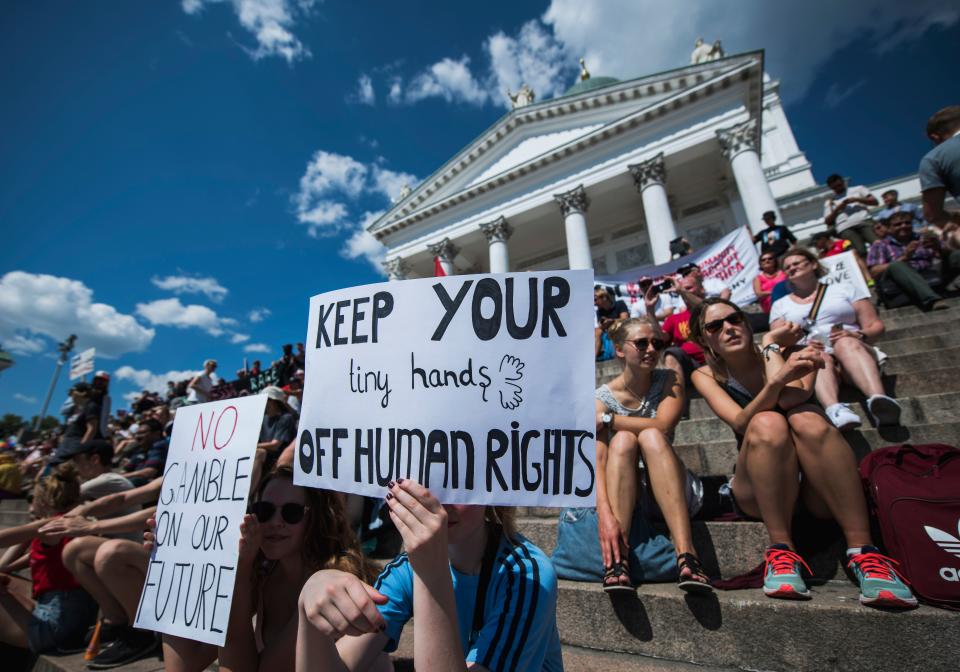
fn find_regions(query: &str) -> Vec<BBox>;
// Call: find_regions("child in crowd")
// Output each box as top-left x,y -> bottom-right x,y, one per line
595,317 -> 711,593
0,464 -> 99,653
297,481 -> 563,671
689,298 -> 916,608
147,465 -> 371,672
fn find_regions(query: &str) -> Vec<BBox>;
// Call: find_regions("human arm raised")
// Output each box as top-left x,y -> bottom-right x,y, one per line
67,476 -> 162,518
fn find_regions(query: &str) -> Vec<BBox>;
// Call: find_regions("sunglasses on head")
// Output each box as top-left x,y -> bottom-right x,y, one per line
250,501 -> 308,525
629,337 -> 667,351
702,312 -> 745,334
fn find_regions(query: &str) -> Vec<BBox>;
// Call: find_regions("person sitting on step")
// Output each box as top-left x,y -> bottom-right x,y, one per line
770,248 -> 901,430
595,317 -> 712,594
296,482 -> 563,672
689,297 -> 917,609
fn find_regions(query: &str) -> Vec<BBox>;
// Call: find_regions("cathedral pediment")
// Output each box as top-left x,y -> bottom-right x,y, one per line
369,51 -> 764,239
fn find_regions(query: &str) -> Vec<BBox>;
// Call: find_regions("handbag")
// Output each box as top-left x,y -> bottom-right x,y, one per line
550,506 -> 677,583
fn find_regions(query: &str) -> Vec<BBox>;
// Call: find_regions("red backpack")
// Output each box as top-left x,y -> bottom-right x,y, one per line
859,444 -> 960,609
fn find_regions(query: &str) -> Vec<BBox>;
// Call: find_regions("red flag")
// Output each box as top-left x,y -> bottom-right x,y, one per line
433,256 -> 446,277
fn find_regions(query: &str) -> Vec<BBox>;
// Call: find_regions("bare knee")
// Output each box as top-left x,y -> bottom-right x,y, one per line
787,409 -> 834,448
744,412 -> 791,451
62,536 -> 100,571
94,539 -> 140,574
608,431 -> 639,462
637,427 -> 672,457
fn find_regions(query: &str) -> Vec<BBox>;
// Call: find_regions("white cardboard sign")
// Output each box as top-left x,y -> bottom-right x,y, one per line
134,394 -> 267,646
294,271 -> 597,507
69,347 -> 95,380
820,251 -> 871,302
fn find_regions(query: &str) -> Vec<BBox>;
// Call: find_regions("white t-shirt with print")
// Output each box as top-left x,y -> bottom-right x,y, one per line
769,283 -> 862,347
823,185 -> 874,233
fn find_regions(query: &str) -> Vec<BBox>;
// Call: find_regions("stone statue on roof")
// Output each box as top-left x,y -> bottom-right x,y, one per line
579,57 -> 590,81
709,40 -> 725,60
507,84 -> 535,109
395,183 -> 411,203
691,37 -> 713,64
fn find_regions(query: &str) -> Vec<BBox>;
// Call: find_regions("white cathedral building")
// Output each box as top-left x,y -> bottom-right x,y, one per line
369,49 -> 922,279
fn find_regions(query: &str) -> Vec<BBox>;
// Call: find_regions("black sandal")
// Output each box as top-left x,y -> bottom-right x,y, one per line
677,553 -> 714,594
602,560 -> 634,593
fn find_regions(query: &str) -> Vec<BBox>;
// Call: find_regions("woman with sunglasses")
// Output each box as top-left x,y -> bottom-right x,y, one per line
690,298 -> 916,608
770,247 -> 899,430
296,481 -> 563,672
753,253 -> 786,314
595,317 -> 712,593
147,465 -> 371,672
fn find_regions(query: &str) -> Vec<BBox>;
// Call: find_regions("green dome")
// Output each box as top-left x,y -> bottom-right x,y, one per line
563,76 -> 620,97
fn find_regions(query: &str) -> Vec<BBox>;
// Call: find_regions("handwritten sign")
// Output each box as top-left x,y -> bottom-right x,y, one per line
820,251 -> 870,302
294,271 -> 596,507
134,394 -> 267,646
248,367 -> 280,393
69,348 -> 95,380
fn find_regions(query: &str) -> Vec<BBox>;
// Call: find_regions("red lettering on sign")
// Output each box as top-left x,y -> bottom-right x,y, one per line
192,412 -> 214,451
213,406 -> 239,450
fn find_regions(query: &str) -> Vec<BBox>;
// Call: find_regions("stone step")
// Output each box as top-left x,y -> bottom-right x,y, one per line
876,295 -> 959,318
0,498 -> 29,511
675,421 -> 960,477
873,329 -> 960,356
517,517 -> 847,581
555,579 -> 959,672
0,510 -> 30,527
676,392 -> 960,444
882,345 -> 960,374
560,644 -> 737,672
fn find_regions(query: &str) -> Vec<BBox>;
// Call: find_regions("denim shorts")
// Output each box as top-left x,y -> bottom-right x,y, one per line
27,589 -> 99,653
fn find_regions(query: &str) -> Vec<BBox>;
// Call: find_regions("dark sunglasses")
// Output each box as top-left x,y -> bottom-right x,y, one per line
703,312 -> 746,334
630,337 -> 667,351
250,501 -> 308,525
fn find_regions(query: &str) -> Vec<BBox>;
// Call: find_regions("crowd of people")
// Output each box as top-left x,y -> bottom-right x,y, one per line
0,106 -> 956,672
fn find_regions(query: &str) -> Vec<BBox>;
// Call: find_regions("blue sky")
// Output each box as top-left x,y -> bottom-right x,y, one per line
2,0 -> 959,416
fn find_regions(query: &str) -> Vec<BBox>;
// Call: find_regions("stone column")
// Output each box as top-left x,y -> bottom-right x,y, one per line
717,119 -> 781,235
426,238 -> 459,276
479,216 -> 513,273
382,257 -> 409,281
553,185 -> 592,270
628,153 -> 677,265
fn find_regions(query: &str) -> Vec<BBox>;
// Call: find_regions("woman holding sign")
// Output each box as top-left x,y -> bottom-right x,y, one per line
690,298 -> 916,608
595,317 -> 713,593
149,466 -> 371,672
297,484 -> 563,671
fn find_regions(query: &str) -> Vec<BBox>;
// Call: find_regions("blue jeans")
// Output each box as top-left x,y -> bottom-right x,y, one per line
27,589 -> 98,653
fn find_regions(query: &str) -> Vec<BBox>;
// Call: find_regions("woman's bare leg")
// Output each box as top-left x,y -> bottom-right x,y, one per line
786,406 -> 872,548
832,337 -> 885,398
814,353 -> 843,408
636,428 -> 695,555
162,634 -> 218,672
0,576 -> 33,648
63,536 -> 128,624
93,540 -> 150,623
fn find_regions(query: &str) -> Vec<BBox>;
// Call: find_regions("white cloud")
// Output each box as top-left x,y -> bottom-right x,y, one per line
486,20 -> 569,107
341,211 -> 387,274
248,308 -> 272,323
405,56 -> 489,105
823,79 -> 867,109
387,77 -> 404,104
114,365 -> 200,394
244,343 -> 272,353
292,151 -> 418,238
3,333 -> 46,356
151,274 -> 228,303
135,298 -> 238,337
230,333 -> 251,344
353,74 -> 375,105
13,393 -> 38,404
181,0 -> 317,64
542,0 -> 960,103
0,272 -> 154,358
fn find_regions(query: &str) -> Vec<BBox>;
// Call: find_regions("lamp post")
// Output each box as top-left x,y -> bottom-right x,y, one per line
34,334 -> 77,430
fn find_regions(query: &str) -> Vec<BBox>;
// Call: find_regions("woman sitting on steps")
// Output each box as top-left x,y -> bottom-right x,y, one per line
689,297 -> 916,608
595,316 -> 712,594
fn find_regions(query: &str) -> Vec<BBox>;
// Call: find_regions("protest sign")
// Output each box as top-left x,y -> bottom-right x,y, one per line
248,366 -> 280,393
69,348 -> 95,380
597,226 -> 760,308
294,270 -> 596,507
820,251 -> 870,302
134,394 -> 267,646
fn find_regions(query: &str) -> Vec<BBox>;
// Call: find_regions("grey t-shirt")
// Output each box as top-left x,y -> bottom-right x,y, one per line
80,471 -> 140,540
919,133 -> 960,199
595,369 -> 671,418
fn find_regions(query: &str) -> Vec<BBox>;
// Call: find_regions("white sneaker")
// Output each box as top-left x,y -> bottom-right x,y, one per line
825,403 -> 862,431
866,395 -> 902,427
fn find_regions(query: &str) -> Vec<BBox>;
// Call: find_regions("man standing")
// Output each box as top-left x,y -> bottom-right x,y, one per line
185,358 -> 219,404
877,189 -> 925,232
752,210 -> 796,259
823,174 -> 879,256
867,210 -> 960,310
919,106 -> 960,229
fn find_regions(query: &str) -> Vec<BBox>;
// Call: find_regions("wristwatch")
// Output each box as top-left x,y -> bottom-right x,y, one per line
761,343 -> 782,361
601,412 -> 614,433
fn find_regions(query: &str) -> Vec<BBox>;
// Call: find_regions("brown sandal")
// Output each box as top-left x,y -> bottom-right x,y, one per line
677,553 -> 714,594
602,560 -> 634,593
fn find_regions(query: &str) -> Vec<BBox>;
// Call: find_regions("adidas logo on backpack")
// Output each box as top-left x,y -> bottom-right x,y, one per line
925,519 -> 960,583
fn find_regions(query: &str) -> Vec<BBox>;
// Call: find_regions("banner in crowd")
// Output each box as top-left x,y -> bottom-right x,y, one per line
596,226 -> 760,307
134,394 -> 267,646
819,251 -> 870,302
294,271 -> 596,507
69,347 -> 95,380
248,366 -> 280,393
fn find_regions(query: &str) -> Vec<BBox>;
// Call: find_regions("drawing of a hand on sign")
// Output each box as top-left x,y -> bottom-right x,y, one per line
481,354 -> 524,410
